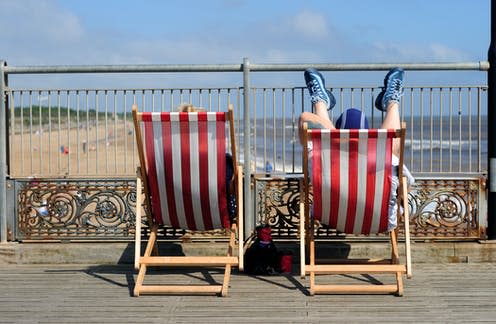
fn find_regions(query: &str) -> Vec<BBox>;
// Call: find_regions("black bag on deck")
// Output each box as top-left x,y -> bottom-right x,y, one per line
244,225 -> 279,275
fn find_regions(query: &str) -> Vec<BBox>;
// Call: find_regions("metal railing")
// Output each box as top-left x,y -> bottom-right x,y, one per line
0,59 -> 490,242
7,88 -> 242,177
6,85 -> 487,177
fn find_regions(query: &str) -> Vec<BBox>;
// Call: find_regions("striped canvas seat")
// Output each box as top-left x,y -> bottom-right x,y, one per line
140,111 -> 230,230
300,124 -> 412,296
132,104 -> 243,297
310,128 -> 395,235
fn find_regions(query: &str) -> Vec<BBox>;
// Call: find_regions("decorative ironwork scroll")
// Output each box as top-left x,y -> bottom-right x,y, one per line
254,176 -> 483,239
255,177 -> 302,238
17,179 -> 137,240
15,176 -> 483,241
16,179 -> 205,241
404,179 -> 481,238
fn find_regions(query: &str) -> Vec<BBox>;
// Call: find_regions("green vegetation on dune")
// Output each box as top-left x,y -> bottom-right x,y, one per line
13,106 -> 127,127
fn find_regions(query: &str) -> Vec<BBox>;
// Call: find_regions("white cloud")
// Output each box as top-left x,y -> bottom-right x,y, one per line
428,43 -> 469,61
0,0 -> 86,65
0,0 -> 482,88
371,41 -> 470,62
0,0 -> 84,43
292,10 -> 329,39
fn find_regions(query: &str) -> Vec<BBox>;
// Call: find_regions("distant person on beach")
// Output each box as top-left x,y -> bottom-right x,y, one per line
299,67 -> 414,231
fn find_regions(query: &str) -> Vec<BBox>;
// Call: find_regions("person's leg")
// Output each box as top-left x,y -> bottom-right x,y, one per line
298,69 -> 337,143
376,68 -> 404,156
298,100 -> 336,144
299,101 -> 336,129
375,68 -> 405,233
381,101 -> 401,155
380,101 -> 401,129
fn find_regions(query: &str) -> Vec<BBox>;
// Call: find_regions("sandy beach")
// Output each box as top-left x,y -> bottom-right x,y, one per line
10,121 -> 138,178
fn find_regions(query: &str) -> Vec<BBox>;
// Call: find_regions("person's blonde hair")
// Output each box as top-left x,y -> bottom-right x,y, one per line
177,103 -> 205,112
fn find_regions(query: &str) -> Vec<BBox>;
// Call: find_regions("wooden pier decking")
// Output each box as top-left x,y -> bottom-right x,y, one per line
1,263 -> 496,323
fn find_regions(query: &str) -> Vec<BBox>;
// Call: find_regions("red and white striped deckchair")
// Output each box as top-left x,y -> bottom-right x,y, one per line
300,124 -> 412,296
132,104 -> 243,297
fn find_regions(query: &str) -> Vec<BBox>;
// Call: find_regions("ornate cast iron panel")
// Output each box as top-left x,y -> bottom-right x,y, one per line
254,176 -> 303,238
17,179 -> 138,240
16,179 -> 203,241
15,176 -> 483,241
254,176 -> 483,240
404,178 -> 482,238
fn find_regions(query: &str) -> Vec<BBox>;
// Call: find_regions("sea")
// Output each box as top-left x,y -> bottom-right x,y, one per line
239,115 -> 487,175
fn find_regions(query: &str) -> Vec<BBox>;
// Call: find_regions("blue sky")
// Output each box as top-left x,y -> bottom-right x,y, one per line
0,0 -> 491,88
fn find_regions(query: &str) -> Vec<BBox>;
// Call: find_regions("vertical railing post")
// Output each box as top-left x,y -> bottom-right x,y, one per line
242,57 -> 253,238
0,60 -> 7,243
488,0 -> 496,240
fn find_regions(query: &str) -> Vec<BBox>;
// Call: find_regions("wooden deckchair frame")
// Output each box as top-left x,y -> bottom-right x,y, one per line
132,104 -> 243,297
299,123 -> 412,296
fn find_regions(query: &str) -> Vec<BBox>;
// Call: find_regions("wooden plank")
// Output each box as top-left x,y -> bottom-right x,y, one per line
0,263 -> 495,323
315,258 -> 392,264
306,264 -> 406,274
140,256 -> 239,266
138,285 -> 222,295
312,284 -> 399,294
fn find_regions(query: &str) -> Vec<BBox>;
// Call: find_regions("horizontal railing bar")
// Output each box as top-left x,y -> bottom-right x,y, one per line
4,64 -> 244,74
413,173 -> 485,179
5,85 -> 488,92
4,61 -> 490,74
5,87 -> 243,92
250,61 -> 490,71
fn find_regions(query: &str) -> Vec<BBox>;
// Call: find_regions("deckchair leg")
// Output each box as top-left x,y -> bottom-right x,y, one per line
390,229 -> 400,264
396,271 -> 404,296
309,217 -> 316,296
134,177 -> 143,271
402,176 -> 413,279
221,264 -> 232,297
390,230 -> 404,296
134,264 -> 146,297
221,226 -> 236,297
299,179 -> 306,279
305,212 -> 312,269
134,226 -> 158,297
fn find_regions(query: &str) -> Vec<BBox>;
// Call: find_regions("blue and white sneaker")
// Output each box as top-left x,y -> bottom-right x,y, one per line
304,68 -> 336,111
374,67 -> 404,111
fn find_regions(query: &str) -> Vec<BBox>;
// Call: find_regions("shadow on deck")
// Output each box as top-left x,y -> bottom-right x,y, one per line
0,262 -> 495,323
